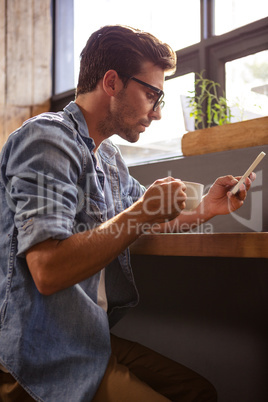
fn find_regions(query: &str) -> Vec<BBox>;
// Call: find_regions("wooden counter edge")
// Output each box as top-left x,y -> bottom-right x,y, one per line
129,232 -> 268,259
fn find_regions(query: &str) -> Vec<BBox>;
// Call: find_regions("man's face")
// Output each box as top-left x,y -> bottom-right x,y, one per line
110,61 -> 165,143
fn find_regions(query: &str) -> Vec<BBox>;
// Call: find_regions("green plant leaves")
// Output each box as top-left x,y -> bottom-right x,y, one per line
187,71 -> 233,129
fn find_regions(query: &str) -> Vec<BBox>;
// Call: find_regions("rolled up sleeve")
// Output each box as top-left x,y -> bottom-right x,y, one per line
4,117 -> 84,256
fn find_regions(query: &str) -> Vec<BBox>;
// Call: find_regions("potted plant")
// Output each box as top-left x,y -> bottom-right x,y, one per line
187,71 -> 232,129
181,72 -> 268,156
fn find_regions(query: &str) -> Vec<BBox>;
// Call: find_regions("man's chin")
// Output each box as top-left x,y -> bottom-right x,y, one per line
120,132 -> 140,143
129,134 -> 140,143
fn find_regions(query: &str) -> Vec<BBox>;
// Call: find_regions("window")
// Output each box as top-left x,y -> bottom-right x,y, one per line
51,0 -> 268,166
53,0 -> 74,94
226,50 -> 268,122
215,0 -> 268,35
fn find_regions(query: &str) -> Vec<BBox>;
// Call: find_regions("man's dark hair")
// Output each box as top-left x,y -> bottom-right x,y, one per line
76,25 -> 176,96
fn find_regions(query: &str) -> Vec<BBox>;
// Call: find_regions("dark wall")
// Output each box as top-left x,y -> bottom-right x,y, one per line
112,255 -> 268,402
112,145 -> 268,402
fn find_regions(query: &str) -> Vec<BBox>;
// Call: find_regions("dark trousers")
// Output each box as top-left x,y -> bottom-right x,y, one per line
0,334 -> 217,401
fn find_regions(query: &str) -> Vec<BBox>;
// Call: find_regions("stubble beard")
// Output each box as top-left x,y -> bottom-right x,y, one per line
96,89 -> 141,143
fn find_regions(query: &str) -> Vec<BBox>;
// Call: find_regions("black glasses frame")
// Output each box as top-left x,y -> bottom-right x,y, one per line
122,75 -> 165,112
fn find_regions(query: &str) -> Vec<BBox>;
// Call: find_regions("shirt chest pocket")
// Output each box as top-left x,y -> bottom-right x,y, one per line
86,193 -> 108,222
76,192 -> 107,226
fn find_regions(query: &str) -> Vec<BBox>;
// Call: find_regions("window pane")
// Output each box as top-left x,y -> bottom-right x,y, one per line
111,74 -> 195,166
226,50 -> 268,122
74,0 -> 200,84
54,0 -> 74,94
215,0 -> 268,35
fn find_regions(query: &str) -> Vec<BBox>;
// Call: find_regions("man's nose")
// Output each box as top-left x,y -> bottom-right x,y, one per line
149,107 -> 162,121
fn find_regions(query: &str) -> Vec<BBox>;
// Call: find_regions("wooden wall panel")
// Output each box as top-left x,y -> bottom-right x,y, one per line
0,0 -> 52,149
5,105 -> 31,138
32,0 -> 52,105
6,0 -> 33,106
0,0 -> 5,106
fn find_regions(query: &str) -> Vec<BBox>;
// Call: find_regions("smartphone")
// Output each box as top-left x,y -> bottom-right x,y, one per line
231,151 -> 266,195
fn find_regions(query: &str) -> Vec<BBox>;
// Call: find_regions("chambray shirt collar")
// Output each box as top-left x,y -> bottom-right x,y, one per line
64,101 -> 118,161
64,101 -> 91,139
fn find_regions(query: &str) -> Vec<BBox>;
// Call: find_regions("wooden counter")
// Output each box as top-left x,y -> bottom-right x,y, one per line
130,232 -> 268,259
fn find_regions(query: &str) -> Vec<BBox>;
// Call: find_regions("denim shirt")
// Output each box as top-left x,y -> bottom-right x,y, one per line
0,102 -> 145,401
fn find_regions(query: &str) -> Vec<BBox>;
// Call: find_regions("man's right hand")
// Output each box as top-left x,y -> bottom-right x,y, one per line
138,177 -> 186,224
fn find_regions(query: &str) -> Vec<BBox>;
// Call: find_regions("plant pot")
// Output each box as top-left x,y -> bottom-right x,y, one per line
181,116 -> 268,156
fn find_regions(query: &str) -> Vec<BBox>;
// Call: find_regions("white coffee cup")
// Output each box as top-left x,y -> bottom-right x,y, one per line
183,181 -> 204,210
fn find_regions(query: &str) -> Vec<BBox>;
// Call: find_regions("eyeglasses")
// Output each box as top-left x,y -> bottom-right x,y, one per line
122,75 -> 165,112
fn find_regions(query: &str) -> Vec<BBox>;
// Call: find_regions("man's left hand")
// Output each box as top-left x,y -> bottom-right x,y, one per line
203,172 -> 256,217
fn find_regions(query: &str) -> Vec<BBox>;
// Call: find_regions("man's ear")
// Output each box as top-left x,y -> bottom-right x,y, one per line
103,70 -> 122,96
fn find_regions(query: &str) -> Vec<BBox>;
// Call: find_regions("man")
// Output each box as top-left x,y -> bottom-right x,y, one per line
0,25 -> 254,401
